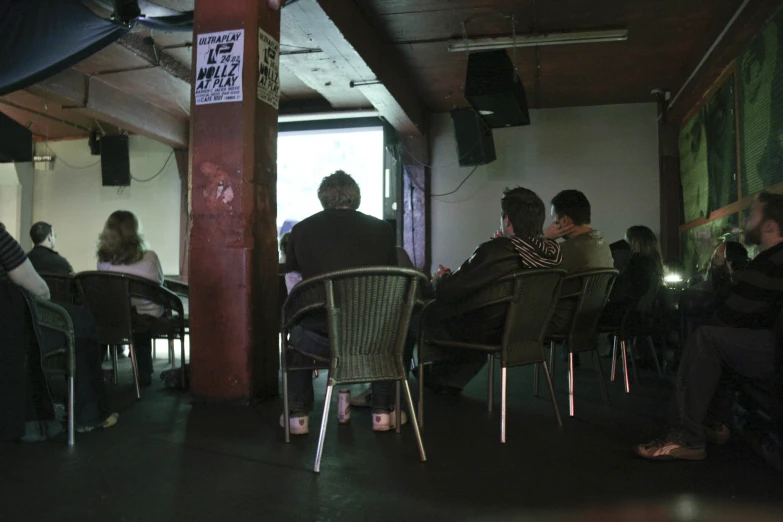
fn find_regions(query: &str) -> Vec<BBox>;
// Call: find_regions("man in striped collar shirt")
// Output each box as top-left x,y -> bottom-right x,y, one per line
421,186 -> 562,394
638,191 -> 783,461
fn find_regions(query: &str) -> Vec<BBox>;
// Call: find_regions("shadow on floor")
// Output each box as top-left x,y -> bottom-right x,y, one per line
1,355 -> 782,521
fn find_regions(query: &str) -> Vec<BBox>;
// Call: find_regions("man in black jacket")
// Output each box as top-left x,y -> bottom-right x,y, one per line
27,222 -> 73,275
283,171 -> 402,435
422,187 -> 562,393
638,191 -> 783,461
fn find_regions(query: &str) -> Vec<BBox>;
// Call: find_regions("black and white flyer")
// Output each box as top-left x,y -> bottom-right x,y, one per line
195,29 -> 244,105
257,28 -> 280,109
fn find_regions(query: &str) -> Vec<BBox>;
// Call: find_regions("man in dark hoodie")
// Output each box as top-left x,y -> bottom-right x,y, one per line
421,186 -> 562,394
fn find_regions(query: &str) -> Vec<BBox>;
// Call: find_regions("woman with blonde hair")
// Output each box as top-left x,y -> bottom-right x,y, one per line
97,210 -> 164,386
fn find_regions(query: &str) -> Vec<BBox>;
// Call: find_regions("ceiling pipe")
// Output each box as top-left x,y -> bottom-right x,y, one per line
446,29 -> 628,52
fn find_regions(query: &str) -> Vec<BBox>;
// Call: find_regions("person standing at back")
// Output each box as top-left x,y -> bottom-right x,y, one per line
283,171 -> 400,435
545,189 -> 614,335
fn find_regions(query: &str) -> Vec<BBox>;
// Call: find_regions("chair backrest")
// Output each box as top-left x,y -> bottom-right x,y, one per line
33,297 -> 76,375
74,271 -> 135,345
564,269 -> 618,353
620,280 -> 661,336
501,269 -> 567,367
282,267 -> 427,384
40,272 -> 76,304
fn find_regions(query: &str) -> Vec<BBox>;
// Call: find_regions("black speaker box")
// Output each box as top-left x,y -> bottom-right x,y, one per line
0,112 -> 33,163
465,50 -> 530,128
101,135 -> 131,186
450,108 -> 496,166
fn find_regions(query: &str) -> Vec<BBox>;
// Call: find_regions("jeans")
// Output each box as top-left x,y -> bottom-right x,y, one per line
286,326 -> 396,414
671,325 -> 774,446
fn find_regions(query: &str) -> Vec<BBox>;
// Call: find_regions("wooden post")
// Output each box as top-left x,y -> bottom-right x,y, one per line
658,98 -> 682,264
189,0 -> 280,400
401,134 -> 430,273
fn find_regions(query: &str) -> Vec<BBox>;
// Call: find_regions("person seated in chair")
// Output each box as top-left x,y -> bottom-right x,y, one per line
27,222 -> 74,276
601,225 -> 664,326
545,190 -> 614,336
0,223 -> 116,440
283,171 -> 402,435
637,191 -> 783,461
96,210 -> 164,387
420,187 -> 562,394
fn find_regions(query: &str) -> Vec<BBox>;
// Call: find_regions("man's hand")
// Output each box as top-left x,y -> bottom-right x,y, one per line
712,242 -> 727,267
492,229 -> 503,239
432,264 -> 451,282
543,221 -> 574,240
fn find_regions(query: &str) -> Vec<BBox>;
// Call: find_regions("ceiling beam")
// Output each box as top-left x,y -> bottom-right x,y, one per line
116,33 -> 192,83
284,0 -> 427,135
27,68 -> 188,148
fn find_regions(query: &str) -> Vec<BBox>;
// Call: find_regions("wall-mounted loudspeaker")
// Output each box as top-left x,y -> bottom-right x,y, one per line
465,50 -> 530,128
450,108 -> 496,167
100,135 -> 131,186
0,112 -> 32,163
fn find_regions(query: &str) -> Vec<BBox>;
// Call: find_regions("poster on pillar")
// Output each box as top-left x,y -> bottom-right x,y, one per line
194,29 -> 244,106
257,28 -> 280,109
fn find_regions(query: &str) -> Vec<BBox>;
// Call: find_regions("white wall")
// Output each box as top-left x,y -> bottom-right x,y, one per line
0,164 -> 21,241
430,103 -> 660,268
33,136 -> 181,274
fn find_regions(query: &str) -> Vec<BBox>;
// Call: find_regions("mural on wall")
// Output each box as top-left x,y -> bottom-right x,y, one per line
739,8 -> 783,197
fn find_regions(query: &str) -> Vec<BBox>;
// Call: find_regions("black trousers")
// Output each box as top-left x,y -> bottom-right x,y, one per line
40,302 -> 110,426
672,325 -> 775,445
421,301 -> 504,391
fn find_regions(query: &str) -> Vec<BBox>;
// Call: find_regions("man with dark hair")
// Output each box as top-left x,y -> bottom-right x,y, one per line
283,170 -> 401,435
420,187 -> 562,393
546,190 -> 614,334
638,191 -> 783,461
27,222 -> 73,275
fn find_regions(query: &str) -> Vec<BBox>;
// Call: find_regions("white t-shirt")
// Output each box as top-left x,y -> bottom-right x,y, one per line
97,251 -> 165,317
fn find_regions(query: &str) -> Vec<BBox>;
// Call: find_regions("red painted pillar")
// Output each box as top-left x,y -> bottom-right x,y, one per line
189,0 -> 280,400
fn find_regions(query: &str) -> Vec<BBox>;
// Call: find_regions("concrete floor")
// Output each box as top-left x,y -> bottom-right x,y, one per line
1,354 -> 782,522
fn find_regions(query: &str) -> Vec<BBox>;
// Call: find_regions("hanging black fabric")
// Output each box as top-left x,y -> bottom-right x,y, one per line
0,0 -> 129,96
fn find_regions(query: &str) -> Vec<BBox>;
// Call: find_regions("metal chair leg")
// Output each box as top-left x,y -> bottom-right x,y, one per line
283,370 -> 290,444
169,338 -> 175,366
549,341 -> 556,378
629,337 -> 640,384
402,380 -> 426,462
418,363 -> 424,428
487,354 -> 494,413
67,374 -> 75,446
621,340 -> 631,394
500,367 -> 507,443
568,351 -> 575,417
111,345 -> 119,385
647,335 -> 663,377
152,339 -> 157,360
593,350 -> 610,406
314,383 -> 335,473
533,363 -> 540,397
395,381 -> 401,434
180,334 -> 187,389
610,336 -> 618,382
541,361 -> 563,428
129,343 -> 141,399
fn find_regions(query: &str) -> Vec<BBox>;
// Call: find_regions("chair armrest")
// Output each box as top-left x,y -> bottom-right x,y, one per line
127,277 -> 185,319
164,279 -> 189,297
33,297 -> 76,373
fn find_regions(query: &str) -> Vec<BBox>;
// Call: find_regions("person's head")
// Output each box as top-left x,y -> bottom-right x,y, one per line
724,241 -> 750,271
550,190 -> 592,232
744,191 -> 783,248
97,210 -> 145,265
317,170 -> 361,210
279,232 -> 291,262
625,225 -> 664,277
500,186 -> 545,238
30,222 -> 55,248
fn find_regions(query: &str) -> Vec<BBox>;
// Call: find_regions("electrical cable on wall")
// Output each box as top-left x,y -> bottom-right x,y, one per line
405,163 -> 480,198
131,149 -> 175,182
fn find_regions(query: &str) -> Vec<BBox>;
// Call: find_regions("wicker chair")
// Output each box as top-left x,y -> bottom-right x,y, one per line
281,267 -> 427,473
417,269 -> 566,443
39,272 -> 77,304
158,279 -> 190,366
74,272 -> 186,398
604,282 -> 663,393
543,269 -> 618,417
34,297 -> 76,446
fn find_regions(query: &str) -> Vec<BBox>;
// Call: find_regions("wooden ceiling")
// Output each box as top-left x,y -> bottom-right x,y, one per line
0,0 -> 776,143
